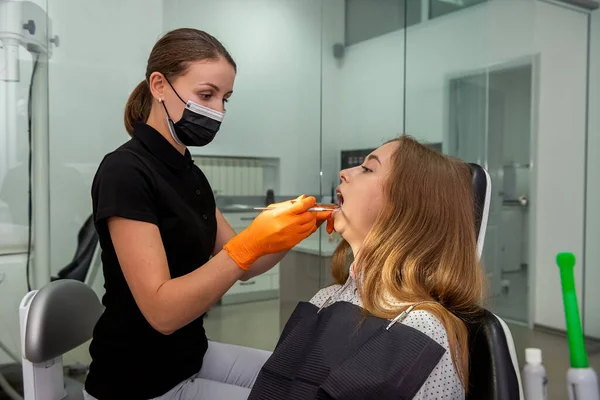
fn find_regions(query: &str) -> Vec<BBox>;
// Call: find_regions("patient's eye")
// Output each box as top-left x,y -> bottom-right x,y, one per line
361,165 -> 373,173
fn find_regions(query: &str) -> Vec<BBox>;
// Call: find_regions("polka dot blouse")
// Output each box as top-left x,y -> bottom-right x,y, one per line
309,275 -> 465,399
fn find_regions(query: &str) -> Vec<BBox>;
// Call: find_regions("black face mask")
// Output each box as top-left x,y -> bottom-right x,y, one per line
161,80 -> 225,147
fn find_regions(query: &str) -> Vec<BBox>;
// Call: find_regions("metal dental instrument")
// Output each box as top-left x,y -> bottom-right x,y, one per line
253,207 -> 335,212
254,202 -> 337,212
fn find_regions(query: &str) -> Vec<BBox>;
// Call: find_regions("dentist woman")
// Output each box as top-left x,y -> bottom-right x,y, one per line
84,28 -> 325,400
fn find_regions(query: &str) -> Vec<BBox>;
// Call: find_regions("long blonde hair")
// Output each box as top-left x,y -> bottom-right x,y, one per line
331,136 -> 486,390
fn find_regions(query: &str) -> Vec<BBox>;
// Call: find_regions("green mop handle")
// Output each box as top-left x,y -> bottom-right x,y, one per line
556,252 -> 589,368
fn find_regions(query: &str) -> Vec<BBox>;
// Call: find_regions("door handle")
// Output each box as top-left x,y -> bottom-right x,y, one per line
501,196 -> 528,207
240,280 -> 256,286
518,196 -> 528,206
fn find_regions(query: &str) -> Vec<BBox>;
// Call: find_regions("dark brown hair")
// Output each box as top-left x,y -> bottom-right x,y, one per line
331,136 -> 486,390
124,28 -> 236,136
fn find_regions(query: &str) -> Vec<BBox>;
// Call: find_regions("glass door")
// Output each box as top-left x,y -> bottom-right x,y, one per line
448,62 -> 534,323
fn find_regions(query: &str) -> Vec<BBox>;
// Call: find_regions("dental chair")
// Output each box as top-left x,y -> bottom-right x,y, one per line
467,163 -> 524,400
19,279 -> 103,400
53,215 -> 100,285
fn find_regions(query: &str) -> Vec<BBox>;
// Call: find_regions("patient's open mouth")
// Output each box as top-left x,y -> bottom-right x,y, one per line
336,191 -> 344,208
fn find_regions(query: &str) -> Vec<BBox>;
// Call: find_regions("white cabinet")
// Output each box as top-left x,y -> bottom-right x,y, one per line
225,212 -> 261,233
220,212 -> 280,305
228,275 -> 272,295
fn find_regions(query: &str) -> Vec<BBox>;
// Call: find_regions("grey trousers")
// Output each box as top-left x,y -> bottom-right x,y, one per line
83,341 -> 272,400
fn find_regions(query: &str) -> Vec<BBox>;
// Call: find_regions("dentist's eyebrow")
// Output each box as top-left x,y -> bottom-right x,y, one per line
366,154 -> 381,165
197,82 -> 220,90
197,82 -> 233,95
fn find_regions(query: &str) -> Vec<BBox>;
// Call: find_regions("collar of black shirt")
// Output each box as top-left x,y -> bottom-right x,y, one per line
133,123 -> 195,170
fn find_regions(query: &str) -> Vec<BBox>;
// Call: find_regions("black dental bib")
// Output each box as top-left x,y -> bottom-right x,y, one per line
248,301 -> 446,400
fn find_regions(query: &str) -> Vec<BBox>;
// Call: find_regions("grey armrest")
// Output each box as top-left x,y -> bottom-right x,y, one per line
24,279 -> 104,363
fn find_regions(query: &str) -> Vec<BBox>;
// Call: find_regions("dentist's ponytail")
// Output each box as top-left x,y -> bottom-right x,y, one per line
123,28 -> 236,136
124,81 -> 153,136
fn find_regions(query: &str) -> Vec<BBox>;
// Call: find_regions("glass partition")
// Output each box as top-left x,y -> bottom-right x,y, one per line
0,0 -> 50,367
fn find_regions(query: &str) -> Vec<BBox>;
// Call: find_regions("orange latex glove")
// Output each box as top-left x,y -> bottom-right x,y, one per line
326,216 -> 335,234
266,199 -> 336,235
314,207 -> 336,234
224,195 -> 317,270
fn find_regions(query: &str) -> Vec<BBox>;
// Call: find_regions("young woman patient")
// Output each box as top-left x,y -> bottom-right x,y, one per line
249,135 -> 486,399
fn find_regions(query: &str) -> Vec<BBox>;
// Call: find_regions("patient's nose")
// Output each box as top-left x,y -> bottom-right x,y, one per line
340,168 -> 349,183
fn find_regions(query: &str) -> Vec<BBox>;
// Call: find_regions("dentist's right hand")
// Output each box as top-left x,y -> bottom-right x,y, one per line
224,195 -> 317,270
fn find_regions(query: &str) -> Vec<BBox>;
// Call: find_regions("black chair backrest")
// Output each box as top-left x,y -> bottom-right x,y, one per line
466,164 -> 520,399
466,310 -> 520,399
54,215 -> 98,282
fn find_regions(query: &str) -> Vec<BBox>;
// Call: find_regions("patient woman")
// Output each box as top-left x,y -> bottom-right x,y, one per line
248,136 -> 486,399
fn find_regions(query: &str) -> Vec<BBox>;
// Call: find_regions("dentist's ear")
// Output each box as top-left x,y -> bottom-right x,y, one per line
148,72 -> 166,101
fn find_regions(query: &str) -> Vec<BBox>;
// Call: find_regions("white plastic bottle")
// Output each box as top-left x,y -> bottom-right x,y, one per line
523,348 -> 548,400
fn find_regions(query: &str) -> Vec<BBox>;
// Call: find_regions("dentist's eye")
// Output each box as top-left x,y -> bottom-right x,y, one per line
223,98 -> 229,103
199,93 -> 212,101
361,166 -> 372,173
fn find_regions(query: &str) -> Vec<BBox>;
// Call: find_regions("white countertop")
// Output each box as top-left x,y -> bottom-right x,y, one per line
0,223 -> 29,255
292,232 -> 342,257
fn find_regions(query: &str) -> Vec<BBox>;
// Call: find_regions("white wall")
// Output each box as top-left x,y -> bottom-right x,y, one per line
530,2 -> 588,332
584,8 -> 600,338
328,0 -> 590,331
0,0 -> 163,365
163,0 -> 324,196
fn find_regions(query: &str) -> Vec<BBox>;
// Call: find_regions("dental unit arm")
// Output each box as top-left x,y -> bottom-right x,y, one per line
0,1 -> 57,80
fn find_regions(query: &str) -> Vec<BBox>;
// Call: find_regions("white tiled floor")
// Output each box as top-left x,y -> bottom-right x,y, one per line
204,299 -> 281,351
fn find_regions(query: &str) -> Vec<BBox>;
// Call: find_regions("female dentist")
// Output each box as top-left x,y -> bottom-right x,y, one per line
84,28 -> 327,400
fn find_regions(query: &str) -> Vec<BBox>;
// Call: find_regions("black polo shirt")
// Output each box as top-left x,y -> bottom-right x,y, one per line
85,123 -> 217,400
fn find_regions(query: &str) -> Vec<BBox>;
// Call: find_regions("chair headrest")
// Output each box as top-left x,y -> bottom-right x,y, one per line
469,163 -> 491,259
24,279 -> 103,363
